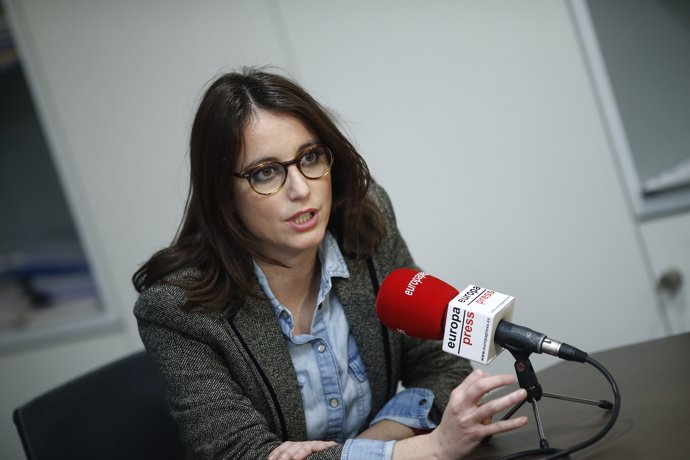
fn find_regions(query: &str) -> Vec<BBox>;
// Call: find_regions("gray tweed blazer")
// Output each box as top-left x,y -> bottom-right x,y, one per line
134,183 -> 472,460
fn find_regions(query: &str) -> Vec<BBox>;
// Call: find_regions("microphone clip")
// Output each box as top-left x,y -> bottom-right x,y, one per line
500,350 -> 615,452
509,351 -> 543,403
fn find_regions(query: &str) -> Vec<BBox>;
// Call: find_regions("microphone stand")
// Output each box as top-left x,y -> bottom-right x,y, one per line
500,350 -> 613,453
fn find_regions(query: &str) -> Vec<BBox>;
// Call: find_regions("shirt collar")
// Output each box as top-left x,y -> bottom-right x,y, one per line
316,231 -> 350,305
319,231 -> 350,281
253,231 -> 350,320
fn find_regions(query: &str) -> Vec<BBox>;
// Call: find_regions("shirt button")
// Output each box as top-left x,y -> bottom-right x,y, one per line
280,311 -> 289,320
329,398 -> 339,408
419,399 -> 427,406
317,343 -> 327,353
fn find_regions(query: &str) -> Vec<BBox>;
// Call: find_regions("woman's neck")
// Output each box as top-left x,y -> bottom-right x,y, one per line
257,250 -> 321,335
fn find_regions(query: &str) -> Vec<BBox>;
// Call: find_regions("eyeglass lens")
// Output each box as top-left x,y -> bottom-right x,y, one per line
249,146 -> 332,194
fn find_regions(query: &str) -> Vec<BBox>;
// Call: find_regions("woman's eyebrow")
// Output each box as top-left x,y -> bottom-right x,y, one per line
242,140 -> 320,169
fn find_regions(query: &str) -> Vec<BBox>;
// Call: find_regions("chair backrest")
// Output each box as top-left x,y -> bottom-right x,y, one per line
13,350 -> 185,460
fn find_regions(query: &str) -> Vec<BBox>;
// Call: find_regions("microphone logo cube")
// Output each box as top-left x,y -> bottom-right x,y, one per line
442,285 -> 515,364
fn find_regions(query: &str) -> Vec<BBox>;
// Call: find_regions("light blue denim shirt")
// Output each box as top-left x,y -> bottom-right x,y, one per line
254,232 -> 437,459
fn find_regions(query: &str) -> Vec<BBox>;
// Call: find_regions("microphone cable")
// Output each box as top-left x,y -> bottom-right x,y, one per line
498,356 -> 621,460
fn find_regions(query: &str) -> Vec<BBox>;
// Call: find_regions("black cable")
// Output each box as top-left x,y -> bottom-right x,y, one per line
499,447 -> 560,460
541,357 -> 621,459
498,356 -> 621,460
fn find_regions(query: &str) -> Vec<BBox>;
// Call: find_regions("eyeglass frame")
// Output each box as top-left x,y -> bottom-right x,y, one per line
232,145 -> 334,195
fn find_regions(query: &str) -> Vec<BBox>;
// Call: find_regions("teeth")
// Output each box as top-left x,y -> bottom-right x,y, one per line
293,212 -> 313,224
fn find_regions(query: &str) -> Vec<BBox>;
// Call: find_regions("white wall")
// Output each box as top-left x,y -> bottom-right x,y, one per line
2,1 -> 687,458
573,0 -> 690,337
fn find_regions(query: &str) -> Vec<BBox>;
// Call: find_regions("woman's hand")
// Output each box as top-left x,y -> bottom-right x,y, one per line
422,369 -> 528,460
268,440 -> 337,460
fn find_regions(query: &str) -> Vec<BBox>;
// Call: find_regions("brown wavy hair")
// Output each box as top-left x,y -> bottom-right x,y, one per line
132,67 -> 385,315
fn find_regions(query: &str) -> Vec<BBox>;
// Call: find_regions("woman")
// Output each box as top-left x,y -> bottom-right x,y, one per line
133,68 -> 527,460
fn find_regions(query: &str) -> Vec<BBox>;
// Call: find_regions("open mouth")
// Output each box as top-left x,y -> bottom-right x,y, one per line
291,211 -> 315,225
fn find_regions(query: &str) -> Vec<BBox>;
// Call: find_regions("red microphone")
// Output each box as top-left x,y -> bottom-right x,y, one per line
375,269 -> 457,340
376,269 -> 587,364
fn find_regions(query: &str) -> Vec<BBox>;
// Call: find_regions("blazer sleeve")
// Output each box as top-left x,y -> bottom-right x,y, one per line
368,181 -> 474,416
135,284 -> 344,460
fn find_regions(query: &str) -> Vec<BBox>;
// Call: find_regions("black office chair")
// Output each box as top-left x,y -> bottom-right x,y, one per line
13,350 -> 185,460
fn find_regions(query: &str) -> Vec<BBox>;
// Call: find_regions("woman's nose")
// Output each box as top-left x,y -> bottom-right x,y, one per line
283,164 -> 310,199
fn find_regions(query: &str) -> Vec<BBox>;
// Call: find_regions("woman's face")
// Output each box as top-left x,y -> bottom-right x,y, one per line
233,109 -> 332,264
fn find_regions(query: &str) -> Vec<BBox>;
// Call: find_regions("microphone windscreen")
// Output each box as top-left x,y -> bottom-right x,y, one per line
376,268 -> 459,340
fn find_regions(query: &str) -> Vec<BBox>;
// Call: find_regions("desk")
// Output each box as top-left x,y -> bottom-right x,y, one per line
467,332 -> 690,459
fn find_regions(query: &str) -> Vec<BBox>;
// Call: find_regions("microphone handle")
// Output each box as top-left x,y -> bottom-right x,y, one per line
495,320 -> 588,363
539,334 -> 588,362
495,320 -> 546,356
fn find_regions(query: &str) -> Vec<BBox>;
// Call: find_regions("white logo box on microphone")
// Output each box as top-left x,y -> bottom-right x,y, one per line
442,285 -> 515,364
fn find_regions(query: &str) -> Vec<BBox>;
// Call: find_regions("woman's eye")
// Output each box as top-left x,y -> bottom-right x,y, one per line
301,149 -> 319,165
252,165 -> 280,182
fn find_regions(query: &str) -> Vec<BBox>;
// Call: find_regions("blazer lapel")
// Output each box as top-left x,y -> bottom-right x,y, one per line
227,259 -> 390,437
229,292 -> 307,440
334,258 -> 390,415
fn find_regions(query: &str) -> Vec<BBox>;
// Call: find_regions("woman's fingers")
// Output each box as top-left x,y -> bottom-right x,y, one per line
480,415 -> 529,438
474,388 -> 527,422
446,373 -> 528,439
452,371 -> 519,410
432,371 -> 529,460
459,368 -> 488,387
268,440 -> 337,460
473,388 -> 528,437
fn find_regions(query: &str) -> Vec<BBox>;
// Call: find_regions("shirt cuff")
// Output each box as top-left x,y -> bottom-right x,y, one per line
342,439 -> 395,460
369,387 -> 438,430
